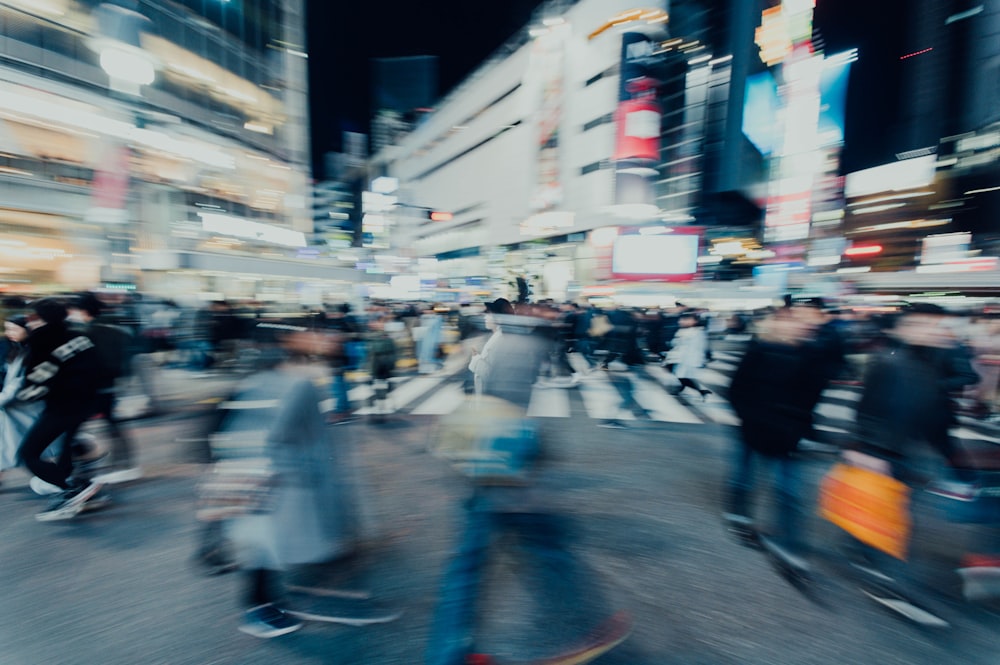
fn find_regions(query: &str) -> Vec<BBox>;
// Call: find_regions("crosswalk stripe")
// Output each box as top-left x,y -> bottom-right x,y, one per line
823,388 -> 861,402
527,384 -> 572,418
577,372 -> 636,421
953,426 -> 1000,443
627,374 -> 702,424
388,375 -> 445,410
699,368 -> 731,388
815,402 -> 856,421
411,382 -> 466,415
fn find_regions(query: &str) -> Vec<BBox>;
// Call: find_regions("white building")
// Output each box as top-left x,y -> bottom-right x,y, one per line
372,1 -> 702,301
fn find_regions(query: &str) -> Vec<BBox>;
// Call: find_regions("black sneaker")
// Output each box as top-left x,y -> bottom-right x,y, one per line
238,604 -> 303,638
35,481 -> 103,522
79,491 -> 113,514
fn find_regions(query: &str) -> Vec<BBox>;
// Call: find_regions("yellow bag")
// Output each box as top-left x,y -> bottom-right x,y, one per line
818,462 -> 912,560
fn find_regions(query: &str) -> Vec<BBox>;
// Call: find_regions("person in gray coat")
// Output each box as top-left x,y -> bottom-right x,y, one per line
208,329 -> 361,638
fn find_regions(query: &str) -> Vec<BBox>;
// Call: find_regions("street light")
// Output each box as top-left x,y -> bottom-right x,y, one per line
89,3 -> 159,94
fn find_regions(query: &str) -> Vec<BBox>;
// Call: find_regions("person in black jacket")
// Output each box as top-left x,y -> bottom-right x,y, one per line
68,292 -> 141,482
18,297 -> 104,521
725,305 -> 824,561
845,303 -> 979,626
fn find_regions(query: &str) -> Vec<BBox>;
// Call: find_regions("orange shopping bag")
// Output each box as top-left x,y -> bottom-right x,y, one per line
818,461 -> 912,560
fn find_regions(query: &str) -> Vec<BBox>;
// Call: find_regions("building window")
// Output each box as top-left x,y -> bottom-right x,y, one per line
583,113 -> 614,132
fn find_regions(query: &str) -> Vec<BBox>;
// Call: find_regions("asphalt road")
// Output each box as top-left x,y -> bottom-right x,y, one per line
1,369 -> 999,665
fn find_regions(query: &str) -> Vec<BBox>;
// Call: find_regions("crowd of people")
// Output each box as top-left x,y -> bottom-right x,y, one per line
2,287 -> 1000,658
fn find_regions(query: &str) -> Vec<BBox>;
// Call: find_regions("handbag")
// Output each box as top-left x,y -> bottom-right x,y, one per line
588,314 -> 613,338
196,457 -> 277,522
818,456 -> 911,560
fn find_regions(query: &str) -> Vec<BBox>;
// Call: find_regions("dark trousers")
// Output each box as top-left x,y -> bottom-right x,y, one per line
676,377 -> 707,394
93,391 -> 133,467
19,405 -> 91,490
426,491 -> 607,664
246,568 -> 279,607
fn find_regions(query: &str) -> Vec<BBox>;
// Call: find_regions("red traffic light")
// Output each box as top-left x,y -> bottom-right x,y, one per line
430,211 -> 453,222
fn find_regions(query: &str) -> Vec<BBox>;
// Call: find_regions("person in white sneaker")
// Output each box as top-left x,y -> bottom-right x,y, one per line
16,298 -> 103,520
67,292 -> 142,484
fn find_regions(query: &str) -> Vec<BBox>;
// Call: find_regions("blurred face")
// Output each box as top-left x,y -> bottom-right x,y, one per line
4,321 -> 27,343
484,313 -> 497,331
893,313 -> 955,348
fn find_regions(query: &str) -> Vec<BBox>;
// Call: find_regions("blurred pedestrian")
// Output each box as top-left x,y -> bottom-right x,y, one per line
68,292 -> 141,483
17,298 -> 104,521
417,304 -> 444,375
429,308 -> 629,664
366,316 -> 398,421
202,331 -> 362,638
468,299 -> 512,396
838,302 -> 979,625
324,304 -> 360,424
725,306 -> 823,567
666,312 -> 711,399
0,313 -> 36,485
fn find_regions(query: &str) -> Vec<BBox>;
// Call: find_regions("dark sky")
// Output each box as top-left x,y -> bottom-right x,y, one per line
303,0 -> 908,179
305,0 -> 543,179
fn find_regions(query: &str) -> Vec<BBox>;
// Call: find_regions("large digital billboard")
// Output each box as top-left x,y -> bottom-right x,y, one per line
611,229 -> 700,281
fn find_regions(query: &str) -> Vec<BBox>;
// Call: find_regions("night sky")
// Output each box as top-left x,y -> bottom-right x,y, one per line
305,0 -> 543,179
304,0 -> 909,180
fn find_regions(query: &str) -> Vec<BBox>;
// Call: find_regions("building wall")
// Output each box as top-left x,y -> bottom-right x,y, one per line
379,0 -> 660,260
0,0 -> 314,295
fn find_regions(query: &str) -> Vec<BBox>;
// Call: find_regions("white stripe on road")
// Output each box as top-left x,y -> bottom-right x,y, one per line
699,368 -> 731,388
627,375 -> 703,424
578,372 -> 636,421
815,424 -> 851,435
527,385 -> 571,418
411,382 -> 466,415
952,426 -> 1000,444
815,402 -> 856,421
823,388 -> 861,402
643,364 -> 678,387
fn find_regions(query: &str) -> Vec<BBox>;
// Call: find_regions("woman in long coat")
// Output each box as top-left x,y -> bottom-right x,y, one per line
666,312 -> 711,398
213,334 -> 361,637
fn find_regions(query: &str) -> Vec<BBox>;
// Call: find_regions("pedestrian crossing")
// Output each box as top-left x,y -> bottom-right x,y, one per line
329,350 -> 1000,447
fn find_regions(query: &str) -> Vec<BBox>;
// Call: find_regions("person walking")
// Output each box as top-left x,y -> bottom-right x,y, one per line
428,308 -> 630,664
0,313 -> 38,486
724,306 -> 823,569
17,298 -> 103,521
366,316 -> 398,421
203,332 -> 364,638
842,302 -> 979,626
666,311 -> 711,399
68,292 -> 141,483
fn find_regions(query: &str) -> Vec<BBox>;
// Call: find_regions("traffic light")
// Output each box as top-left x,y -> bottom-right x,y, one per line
428,210 -> 453,222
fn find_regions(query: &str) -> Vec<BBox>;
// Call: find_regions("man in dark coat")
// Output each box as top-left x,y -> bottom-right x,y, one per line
845,303 -> 978,626
725,305 -> 825,560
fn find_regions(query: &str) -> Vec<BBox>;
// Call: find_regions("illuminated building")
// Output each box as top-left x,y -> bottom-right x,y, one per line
369,0 -> 769,301
0,0 -> 362,301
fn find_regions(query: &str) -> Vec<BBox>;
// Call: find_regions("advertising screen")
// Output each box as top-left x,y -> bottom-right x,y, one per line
743,71 -> 780,156
612,233 -> 699,281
